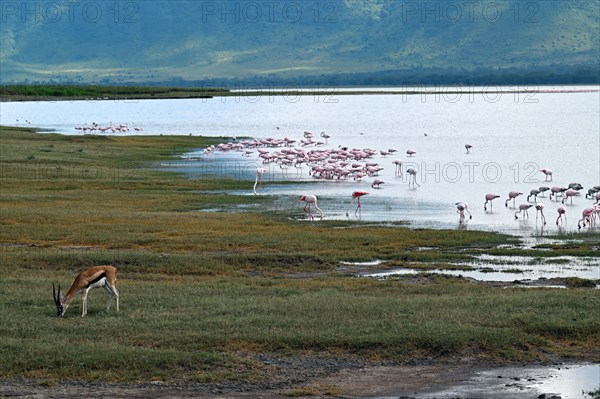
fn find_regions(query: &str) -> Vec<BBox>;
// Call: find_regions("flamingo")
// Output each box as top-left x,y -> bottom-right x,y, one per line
549,186 -> 567,201
527,189 -> 541,202
577,207 -> 595,229
484,193 -> 500,211
514,204 -> 533,220
371,179 -> 384,189
299,194 -> 323,221
253,167 -> 267,195
456,202 -> 472,223
568,182 -> 584,191
406,149 -> 416,157
562,189 -> 580,204
407,168 -> 420,187
346,191 -> 368,217
320,131 -> 330,143
535,203 -> 546,225
505,191 -> 523,207
465,144 -> 472,154
392,159 -> 403,177
556,207 -> 566,226
538,186 -> 550,197
540,168 -> 553,181
585,187 -> 599,199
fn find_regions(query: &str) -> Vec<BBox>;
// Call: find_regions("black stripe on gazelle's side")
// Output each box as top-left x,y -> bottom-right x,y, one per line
86,272 -> 107,288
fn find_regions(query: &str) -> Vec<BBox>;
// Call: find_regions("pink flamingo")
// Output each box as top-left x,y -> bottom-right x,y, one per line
484,193 -> 500,211
299,194 -> 324,221
556,207 -> 566,226
540,168 -> 553,181
549,186 -> 567,201
406,149 -> 416,157
392,159 -> 403,177
406,168 -> 420,187
514,204 -> 533,220
465,144 -> 472,154
535,203 -> 546,225
561,189 -> 580,204
455,202 -> 472,223
253,167 -> 267,195
371,179 -> 384,189
577,207 -> 595,229
505,191 -> 523,207
346,191 -> 368,217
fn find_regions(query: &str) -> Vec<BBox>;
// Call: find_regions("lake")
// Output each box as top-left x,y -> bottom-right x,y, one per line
2,86 -> 599,235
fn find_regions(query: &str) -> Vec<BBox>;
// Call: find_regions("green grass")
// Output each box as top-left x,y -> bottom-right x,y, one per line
1,126 -> 598,384
0,85 -> 229,101
1,274 -> 598,382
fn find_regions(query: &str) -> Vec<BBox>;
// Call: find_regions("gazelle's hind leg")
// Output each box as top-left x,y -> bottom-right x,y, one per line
104,284 -> 119,312
82,288 -> 89,317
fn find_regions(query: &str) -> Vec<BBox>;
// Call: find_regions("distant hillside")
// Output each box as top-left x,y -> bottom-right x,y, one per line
1,0 -> 598,84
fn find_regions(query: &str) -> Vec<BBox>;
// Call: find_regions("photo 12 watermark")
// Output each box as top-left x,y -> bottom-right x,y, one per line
1,1 -> 140,24
398,1 -> 539,24
199,1 -> 339,23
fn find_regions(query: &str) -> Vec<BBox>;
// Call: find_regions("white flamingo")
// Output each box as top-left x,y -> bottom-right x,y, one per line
299,194 -> 323,221
514,204 -> 533,220
253,167 -> 267,195
456,202 -> 472,223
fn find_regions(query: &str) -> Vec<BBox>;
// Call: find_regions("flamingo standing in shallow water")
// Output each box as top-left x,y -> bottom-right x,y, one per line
253,167 -> 267,195
514,204 -> 533,220
550,186 -> 567,201
406,168 -> 420,187
562,189 -> 580,204
465,144 -> 472,154
299,194 -> 323,221
456,202 -> 472,223
540,168 -> 553,181
346,191 -> 368,217
578,208 -> 595,229
406,149 -> 416,157
392,159 -> 403,177
371,179 -> 384,189
484,193 -> 500,211
538,186 -> 550,197
527,189 -> 541,202
535,203 -> 546,225
556,207 -> 566,226
505,191 -> 523,207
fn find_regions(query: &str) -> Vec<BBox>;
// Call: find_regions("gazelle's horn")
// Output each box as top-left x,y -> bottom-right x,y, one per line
53,283 -> 57,305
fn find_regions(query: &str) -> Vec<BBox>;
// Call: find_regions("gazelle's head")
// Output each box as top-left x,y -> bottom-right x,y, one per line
52,283 -> 65,317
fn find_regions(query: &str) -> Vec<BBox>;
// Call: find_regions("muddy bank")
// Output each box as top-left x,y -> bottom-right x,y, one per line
2,362 -> 597,399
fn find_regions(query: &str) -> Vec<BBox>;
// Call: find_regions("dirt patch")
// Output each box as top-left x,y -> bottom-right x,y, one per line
2,362 -> 597,399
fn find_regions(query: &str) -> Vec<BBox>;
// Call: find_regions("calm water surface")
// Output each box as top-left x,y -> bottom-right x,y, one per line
2,86 -> 599,235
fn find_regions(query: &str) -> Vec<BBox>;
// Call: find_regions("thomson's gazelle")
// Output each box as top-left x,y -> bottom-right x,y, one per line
53,265 -> 119,317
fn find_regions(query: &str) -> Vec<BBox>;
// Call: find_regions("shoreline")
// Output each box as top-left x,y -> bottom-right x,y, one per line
1,84 -> 598,103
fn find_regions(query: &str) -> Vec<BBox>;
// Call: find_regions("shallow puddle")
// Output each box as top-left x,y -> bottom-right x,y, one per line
423,364 -> 600,399
365,253 -> 599,283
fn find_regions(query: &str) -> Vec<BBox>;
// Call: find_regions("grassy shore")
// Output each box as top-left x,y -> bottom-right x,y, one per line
0,126 -> 598,385
0,84 -> 549,102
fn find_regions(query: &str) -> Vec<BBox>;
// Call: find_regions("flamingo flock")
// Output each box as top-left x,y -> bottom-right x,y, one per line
200,131 -> 599,228
74,122 -> 144,133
